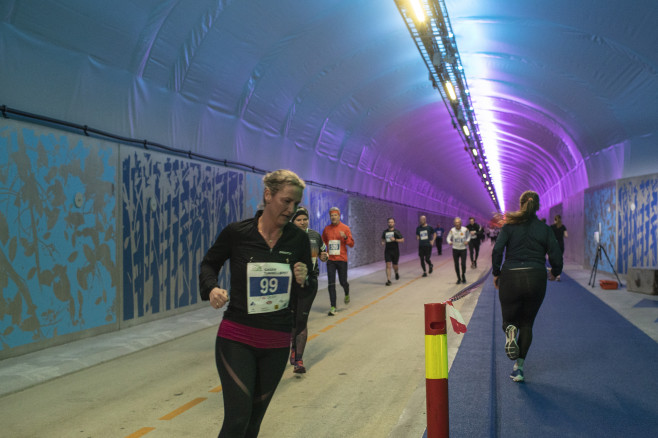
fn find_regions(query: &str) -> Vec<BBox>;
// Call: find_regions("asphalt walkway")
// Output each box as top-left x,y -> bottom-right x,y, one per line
1,242 -> 656,437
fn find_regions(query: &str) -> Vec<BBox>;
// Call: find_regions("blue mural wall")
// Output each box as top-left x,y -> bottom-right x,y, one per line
618,175 -> 658,273
308,186 -> 349,234
0,121 -> 117,353
121,149 -> 243,322
244,172 -> 264,219
584,184 -> 617,273
7,117 -> 655,358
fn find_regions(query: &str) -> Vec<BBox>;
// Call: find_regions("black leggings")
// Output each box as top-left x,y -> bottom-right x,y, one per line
498,268 -> 547,359
327,260 -> 349,306
419,246 -> 433,272
452,249 -> 467,278
215,337 -> 289,437
469,240 -> 480,262
292,278 -> 318,361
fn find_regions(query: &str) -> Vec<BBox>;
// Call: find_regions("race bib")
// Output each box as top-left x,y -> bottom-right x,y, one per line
420,230 -> 428,240
246,262 -> 291,314
385,231 -> 395,243
328,239 -> 341,255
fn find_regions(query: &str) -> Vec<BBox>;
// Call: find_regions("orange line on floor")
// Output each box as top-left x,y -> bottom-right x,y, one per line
128,257 -> 456,438
124,427 -> 156,438
311,273 -> 430,340
159,397 -> 207,420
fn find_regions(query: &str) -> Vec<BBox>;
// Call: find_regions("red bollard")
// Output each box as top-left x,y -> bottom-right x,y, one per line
425,303 -> 449,438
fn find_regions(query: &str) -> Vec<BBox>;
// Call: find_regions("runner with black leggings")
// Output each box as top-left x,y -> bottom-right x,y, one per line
492,190 -> 563,383
199,170 -> 312,437
289,206 -> 327,374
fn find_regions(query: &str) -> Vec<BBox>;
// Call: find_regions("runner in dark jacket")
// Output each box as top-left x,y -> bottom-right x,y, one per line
200,169 -> 311,437
492,190 -> 563,383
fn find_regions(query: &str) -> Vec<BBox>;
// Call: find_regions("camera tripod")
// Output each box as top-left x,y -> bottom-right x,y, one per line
588,243 -> 622,288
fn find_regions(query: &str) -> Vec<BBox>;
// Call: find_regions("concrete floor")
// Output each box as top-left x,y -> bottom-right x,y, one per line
1,242 -> 656,438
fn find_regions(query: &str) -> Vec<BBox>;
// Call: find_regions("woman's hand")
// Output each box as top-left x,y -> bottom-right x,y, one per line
319,251 -> 329,262
209,287 -> 229,309
493,276 -> 500,290
293,261 -> 308,286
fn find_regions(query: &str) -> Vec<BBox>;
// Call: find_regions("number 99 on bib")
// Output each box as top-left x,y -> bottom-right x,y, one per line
259,278 -> 279,294
247,262 -> 292,314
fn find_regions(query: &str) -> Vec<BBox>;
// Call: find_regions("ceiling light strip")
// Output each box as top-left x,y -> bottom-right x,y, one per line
394,0 -> 501,212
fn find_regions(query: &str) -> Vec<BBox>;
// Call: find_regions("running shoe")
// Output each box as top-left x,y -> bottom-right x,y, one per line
289,348 -> 296,366
456,279 -> 461,284
328,306 -> 336,316
429,264 -> 433,274
505,325 -> 520,360
344,295 -> 350,304
395,272 -> 400,280
510,368 -> 524,382
385,280 -> 392,286
422,272 -> 428,277
462,275 -> 466,283
474,260 -> 477,268
293,360 -> 306,374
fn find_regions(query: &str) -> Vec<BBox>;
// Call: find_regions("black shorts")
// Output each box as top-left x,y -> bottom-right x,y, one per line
384,248 -> 400,264
418,246 -> 432,258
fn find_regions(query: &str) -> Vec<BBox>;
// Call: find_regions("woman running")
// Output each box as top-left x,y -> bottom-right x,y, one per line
289,206 -> 328,373
199,169 -> 312,437
492,190 -> 563,383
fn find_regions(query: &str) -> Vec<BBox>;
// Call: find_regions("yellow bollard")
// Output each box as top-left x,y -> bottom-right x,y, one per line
425,302 -> 449,437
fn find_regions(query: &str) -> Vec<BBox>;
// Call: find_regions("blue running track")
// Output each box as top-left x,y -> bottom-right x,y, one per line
438,273 -> 658,438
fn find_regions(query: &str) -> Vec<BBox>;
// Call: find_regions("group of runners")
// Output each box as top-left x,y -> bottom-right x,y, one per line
382,215 -> 487,285
198,169 -> 563,436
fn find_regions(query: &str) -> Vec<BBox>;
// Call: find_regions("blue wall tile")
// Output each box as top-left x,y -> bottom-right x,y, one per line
0,122 -> 117,351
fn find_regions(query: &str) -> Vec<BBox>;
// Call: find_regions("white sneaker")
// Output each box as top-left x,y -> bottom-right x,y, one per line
505,325 -> 520,360
510,368 -> 524,382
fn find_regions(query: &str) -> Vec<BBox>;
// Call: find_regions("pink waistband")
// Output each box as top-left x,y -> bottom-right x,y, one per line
218,319 -> 290,349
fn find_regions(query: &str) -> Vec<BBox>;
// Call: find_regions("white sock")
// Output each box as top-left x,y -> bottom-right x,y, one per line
513,358 -> 525,371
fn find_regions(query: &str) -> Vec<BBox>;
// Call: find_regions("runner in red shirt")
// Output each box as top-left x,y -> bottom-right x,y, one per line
322,207 -> 354,315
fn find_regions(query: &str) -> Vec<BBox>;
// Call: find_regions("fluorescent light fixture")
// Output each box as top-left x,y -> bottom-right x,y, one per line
395,0 -> 502,212
410,0 -> 425,21
445,81 -> 457,101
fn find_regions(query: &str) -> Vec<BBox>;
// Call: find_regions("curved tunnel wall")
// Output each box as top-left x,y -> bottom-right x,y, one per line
0,118 -> 457,358
3,118 -> 656,358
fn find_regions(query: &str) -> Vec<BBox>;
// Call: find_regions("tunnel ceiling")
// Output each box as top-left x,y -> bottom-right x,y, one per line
1,0 -> 657,218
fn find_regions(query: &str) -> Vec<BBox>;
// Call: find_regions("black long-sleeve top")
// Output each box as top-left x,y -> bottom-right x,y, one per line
199,211 -> 312,332
492,215 -> 563,277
